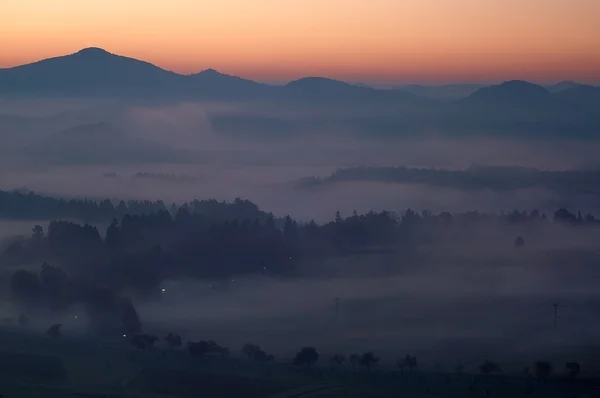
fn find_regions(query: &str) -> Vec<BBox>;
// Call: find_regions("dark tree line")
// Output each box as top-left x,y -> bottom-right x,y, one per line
0,189 -> 270,224
303,165 -> 600,196
3,205 -> 599,299
9,262 -> 141,337
3,197 -> 599,338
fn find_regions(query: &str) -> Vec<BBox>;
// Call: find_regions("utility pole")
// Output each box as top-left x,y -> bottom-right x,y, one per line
553,303 -> 558,329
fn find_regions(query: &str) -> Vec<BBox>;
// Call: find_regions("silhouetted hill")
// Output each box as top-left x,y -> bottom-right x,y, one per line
554,85 -> 600,111
283,77 -> 377,100
0,48 -> 189,97
188,68 -> 274,99
428,80 -> 600,138
282,77 -> 419,105
547,81 -> 587,93
464,80 -> 553,106
398,83 -> 486,99
20,122 -> 192,165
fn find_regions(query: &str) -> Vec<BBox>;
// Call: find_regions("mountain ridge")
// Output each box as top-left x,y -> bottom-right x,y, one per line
0,47 -> 598,110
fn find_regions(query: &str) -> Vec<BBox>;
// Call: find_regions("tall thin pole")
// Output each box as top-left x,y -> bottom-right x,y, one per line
553,303 -> 558,329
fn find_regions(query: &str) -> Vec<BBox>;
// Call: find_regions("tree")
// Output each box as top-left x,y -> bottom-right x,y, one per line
242,343 -> 261,360
330,353 -> 345,367
294,347 -> 319,367
10,270 -> 41,310
534,361 -> 552,381
40,263 -> 70,312
359,352 -> 379,371
514,236 -> 525,247
565,362 -> 580,379
32,224 -> 44,244
253,349 -> 274,363
350,354 -> 360,372
47,323 -> 62,338
188,340 -> 229,359
479,360 -> 501,376
188,341 -> 210,358
398,355 -> 418,372
105,218 -> 120,250
131,334 -> 157,350
164,332 -> 182,350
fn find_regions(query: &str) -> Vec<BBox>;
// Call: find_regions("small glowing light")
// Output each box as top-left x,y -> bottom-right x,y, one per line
123,334 -> 127,338
73,315 -> 78,319
289,256 -> 292,260
161,288 -> 166,293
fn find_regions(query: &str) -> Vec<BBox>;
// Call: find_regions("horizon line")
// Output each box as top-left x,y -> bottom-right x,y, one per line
2,46 -> 599,88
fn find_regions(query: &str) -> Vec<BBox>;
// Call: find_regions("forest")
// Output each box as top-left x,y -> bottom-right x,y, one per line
2,188 -> 599,340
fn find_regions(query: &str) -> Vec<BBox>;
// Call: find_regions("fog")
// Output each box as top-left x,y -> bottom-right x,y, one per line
2,99 -> 600,221
137,221 -> 600,369
2,97 -> 600,372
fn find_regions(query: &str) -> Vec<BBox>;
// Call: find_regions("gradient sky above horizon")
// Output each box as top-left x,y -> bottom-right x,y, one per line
1,0 -> 599,84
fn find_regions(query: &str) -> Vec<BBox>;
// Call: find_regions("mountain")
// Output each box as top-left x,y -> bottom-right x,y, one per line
464,80 -> 553,106
0,47 -> 276,100
546,81 -> 587,93
554,85 -> 600,111
281,77 -> 419,106
283,77 -> 379,100
398,84 -> 486,100
431,80 -> 600,138
0,48 -> 190,97
188,68 -> 273,99
20,122 -> 192,165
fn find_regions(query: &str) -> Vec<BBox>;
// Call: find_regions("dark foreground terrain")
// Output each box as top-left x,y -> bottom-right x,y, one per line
0,329 -> 599,398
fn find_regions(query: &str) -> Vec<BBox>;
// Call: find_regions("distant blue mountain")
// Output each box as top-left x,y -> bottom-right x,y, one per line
1,48 -> 599,138
20,122 -> 192,165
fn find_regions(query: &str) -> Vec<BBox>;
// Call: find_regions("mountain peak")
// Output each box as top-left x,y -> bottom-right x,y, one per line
466,80 -> 551,103
75,47 -> 111,55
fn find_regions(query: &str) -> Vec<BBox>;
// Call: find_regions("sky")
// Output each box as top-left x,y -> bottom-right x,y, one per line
1,0 -> 599,84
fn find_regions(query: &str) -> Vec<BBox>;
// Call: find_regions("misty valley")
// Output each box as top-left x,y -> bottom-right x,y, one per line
1,48 -> 600,397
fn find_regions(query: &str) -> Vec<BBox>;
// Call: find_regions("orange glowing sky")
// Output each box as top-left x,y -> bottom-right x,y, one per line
1,0 -> 599,84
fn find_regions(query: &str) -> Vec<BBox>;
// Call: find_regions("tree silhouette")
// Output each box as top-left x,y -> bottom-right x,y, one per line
330,353 -> 345,367
359,352 -> 379,372
514,236 -> 525,247
479,360 -> 501,376
188,340 -> 229,359
242,343 -> 261,360
565,362 -> 580,379
534,361 -> 552,381
164,332 -> 182,350
253,349 -> 274,363
46,323 -> 62,338
188,341 -> 209,358
350,354 -> 360,372
10,270 -> 41,311
398,355 -> 418,372
32,224 -> 44,244
294,347 -> 319,367
131,334 -> 158,350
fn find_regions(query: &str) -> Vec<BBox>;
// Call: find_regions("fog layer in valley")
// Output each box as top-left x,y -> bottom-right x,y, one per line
2,96 -> 600,373
3,99 -> 600,221
139,222 -> 600,369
